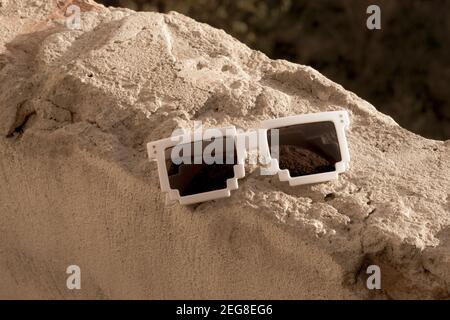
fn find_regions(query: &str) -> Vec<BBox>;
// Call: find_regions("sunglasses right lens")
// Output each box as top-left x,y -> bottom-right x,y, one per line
267,121 -> 342,177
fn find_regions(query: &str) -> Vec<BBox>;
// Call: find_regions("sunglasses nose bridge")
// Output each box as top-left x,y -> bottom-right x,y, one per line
243,130 -> 259,152
147,142 -> 159,161
237,129 -> 274,167
244,129 -> 271,148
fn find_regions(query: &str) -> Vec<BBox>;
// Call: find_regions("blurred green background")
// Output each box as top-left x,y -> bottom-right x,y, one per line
98,0 -> 450,140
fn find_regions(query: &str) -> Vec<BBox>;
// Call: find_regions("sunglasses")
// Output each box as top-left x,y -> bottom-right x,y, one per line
147,111 -> 350,205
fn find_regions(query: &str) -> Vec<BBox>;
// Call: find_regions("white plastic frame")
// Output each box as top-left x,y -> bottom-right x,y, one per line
147,127 -> 246,205
258,110 -> 350,186
147,111 -> 350,205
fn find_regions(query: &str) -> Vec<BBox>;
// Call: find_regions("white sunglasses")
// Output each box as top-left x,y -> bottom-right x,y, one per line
147,111 -> 350,205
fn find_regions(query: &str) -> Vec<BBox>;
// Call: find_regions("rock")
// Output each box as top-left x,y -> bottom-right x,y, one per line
0,0 -> 448,299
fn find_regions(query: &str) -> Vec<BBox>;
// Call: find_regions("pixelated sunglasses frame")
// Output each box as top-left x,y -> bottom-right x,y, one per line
147,111 -> 350,205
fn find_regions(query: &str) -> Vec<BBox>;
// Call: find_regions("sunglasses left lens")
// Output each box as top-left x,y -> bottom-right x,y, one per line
164,136 -> 237,197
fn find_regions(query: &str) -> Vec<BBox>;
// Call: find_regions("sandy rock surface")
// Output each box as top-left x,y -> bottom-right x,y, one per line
0,0 -> 449,299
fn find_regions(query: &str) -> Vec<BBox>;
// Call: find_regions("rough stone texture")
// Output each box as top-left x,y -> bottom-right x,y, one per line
0,1 -> 449,299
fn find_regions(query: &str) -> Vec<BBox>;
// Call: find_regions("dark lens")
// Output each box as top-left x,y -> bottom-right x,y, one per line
267,121 -> 341,177
165,136 -> 237,197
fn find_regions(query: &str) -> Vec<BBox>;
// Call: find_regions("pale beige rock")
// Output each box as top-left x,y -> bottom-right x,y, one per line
0,0 -> 449,299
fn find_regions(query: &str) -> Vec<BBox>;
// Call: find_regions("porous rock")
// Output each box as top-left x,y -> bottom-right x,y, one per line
0,1 -> 448,299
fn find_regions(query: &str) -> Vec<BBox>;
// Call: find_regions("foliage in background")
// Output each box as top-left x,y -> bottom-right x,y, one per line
99,0 -> 450,140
